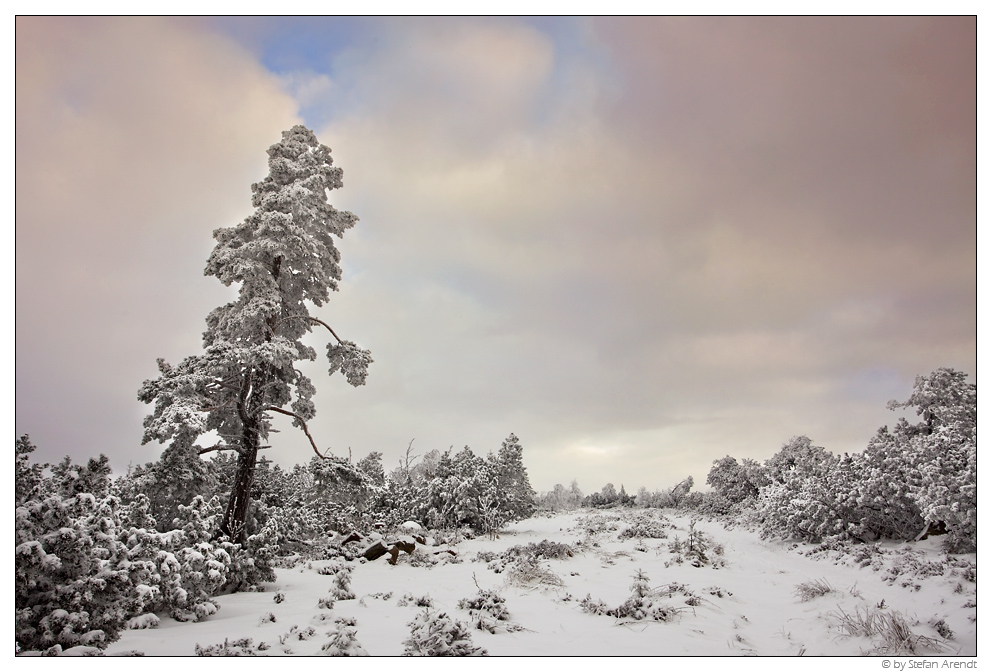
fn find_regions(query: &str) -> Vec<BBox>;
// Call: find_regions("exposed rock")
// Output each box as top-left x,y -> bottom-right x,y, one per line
362,541 -> 389,561
386,539 -> 417,565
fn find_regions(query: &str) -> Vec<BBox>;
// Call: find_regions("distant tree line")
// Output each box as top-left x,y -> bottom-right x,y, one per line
536,368 -> 976,554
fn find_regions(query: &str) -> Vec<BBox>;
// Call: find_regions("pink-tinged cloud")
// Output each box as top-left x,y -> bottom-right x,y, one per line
15,17 -> 975,493
16,17 -> 299,465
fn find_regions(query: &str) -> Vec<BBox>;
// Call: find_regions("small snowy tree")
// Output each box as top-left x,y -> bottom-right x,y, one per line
402,610 -> 488,656
138,125 -> 372,543
113,441 -> 219,532
706,456 -> 769,504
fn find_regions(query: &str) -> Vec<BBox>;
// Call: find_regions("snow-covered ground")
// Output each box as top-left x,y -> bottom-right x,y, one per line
104,510 -> 977,657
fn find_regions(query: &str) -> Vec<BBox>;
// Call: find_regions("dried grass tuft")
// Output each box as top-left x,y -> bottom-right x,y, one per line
794,579 -> 835,602
830,606 -> 946,655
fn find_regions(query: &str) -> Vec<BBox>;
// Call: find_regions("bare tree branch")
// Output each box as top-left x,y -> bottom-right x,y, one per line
269,314 -> 344,344
198,443 -> 244,456
264,406 -> 328,459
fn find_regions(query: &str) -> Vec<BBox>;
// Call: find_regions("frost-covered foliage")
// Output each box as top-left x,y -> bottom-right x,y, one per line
829,606 -> 948,655
320,619 -> 368,656
380,437 -> 536,535
319,560 -> 355,600
885,368 -> 976,552
457,589 -> 523,633
137,125 -> 372,543
112,441 -> 218,533
15,434 -> 47,506
402,610 -> 488,656
535,480 -> 584,512
618,512 -> 672,539
504,558 -> 566,589
750,369 -> 976,550
706,456 -> 769,505
194,637 -> 258,656
16,488 -> 142,651
15,440 -> 158,652
118,495 -> 230,623
503,539 -> 575,561
218,517 -> 279,592
794,579 -> 835,602
14,438 -> 278,653
666,520 -> 716,567
581,570 -> 687,622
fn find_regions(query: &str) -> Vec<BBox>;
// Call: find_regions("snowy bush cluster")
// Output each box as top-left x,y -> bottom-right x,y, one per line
116,434 -> 536,560
550,369 -> 975,556
14,420 -> 540,654
402,610 -> 488,656
14,438 -> 278,653
737,369 -> 976,552
582,570 -> 690,623
456,588 -> 524,633
618,512 -> 673,539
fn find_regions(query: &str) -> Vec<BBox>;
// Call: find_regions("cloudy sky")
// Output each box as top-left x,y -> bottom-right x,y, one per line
16,17 -> 976,493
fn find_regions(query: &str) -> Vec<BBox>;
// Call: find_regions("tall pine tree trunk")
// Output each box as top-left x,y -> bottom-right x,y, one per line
218,417 -> 260,544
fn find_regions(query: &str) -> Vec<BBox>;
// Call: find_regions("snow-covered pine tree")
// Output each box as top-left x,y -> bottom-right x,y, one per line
886,368 -> 977,551
138,125 -> 372,543
485,434 -> 536,525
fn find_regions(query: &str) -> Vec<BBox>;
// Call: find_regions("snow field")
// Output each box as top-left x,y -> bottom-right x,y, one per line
105,510 -> 977,656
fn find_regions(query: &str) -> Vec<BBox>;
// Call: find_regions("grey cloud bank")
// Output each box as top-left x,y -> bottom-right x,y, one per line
15,17 -> 975,493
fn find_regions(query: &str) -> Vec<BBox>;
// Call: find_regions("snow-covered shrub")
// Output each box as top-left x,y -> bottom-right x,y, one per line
458,588 -> 522,633
126,613 -> 160,630
930,619 -> 954,640
684,520 -> 711,566
317,560 -> 355,600
504,558 -> 565,589
194,637 -> 257,656
705,585 -> 732,598
473,550 -> 499,563
752,370 -> 976,550
16,488 -> 144,652
135,496 -> 231,622
581,570 -> 686,623
218,516 -> 278,592
882,368 -> 976,551
606,570 -> 685,622
397,593 -> 434,608
407,548 -> 440,567
574,513 -> 618,535
402,610 -> 488,656
706,456 -> 769,505
579,594 -> 609,615
112,441 -> 219,533
504,539 -> 575,560
619,513 -> 671,539
321,620 -> 368,656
